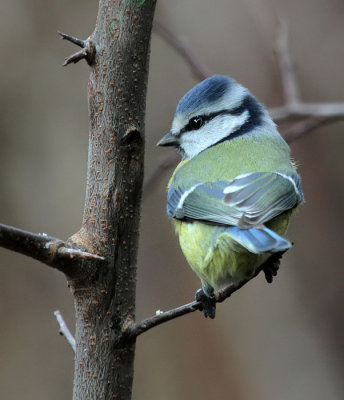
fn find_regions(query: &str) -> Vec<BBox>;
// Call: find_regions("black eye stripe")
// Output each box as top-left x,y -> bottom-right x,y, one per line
177,99 -> 249,136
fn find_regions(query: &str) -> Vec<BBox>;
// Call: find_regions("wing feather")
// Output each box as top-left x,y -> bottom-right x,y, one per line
167,171 -> 303,228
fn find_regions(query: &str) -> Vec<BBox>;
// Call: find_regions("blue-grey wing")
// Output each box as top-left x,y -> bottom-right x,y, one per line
167,171 -> 304,228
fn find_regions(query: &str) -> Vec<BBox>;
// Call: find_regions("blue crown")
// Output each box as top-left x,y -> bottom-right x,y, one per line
176,75 -> 234,115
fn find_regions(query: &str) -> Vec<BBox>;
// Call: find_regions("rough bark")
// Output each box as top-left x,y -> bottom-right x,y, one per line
64,1 -> 156,399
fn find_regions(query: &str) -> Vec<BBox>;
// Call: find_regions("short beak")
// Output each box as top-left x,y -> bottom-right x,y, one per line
157,131 -> 179,147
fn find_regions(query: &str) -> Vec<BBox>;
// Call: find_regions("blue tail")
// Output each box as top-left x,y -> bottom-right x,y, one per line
226,226 -> 292,254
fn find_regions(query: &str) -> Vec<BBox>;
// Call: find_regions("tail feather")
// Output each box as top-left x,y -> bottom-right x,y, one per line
225,226 -> 292,254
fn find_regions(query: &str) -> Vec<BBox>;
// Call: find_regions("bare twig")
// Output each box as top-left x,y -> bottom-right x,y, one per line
269,19 -> 344,121
58,31 -> 96,66
282,116 -> 337,143
128,266 -> 262,338
0,223 -> 104,274
270,102 -> 344,121
274,19 -> 300,105
54,310 -> 76,353
153,21 -> 212,81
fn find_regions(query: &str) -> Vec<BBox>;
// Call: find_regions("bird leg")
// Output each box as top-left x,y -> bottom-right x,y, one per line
196,286 -> 216,319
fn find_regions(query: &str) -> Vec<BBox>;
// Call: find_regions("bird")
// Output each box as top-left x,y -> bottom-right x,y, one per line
157,75 -> 304,319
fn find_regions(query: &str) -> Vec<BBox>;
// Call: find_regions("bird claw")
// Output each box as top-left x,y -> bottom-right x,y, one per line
196,288 -> 216,319
262,251 -> 286,283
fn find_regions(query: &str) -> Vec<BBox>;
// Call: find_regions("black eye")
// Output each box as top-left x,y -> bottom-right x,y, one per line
189,116 -> 204,130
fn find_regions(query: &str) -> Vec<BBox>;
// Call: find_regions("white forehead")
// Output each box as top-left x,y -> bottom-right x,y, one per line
171,82 -> 248,134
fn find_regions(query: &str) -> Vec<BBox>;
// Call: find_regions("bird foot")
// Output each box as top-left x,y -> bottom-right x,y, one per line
262,251 -> 286,283
196,288 -> 216,319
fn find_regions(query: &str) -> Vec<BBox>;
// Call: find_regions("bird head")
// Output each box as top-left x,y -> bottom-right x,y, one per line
157,75 -> 276,159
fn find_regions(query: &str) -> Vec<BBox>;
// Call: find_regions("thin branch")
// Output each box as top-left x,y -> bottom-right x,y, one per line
153,21 -> 212,81
269,19 -> 344,121
282,116 -> 338,143
269,102 -> 344,121
58,31 -> 96,66
0,223 -> 104,274
274,19 -> 300,105
128,266 -> 262,338
54,310 -> 76,353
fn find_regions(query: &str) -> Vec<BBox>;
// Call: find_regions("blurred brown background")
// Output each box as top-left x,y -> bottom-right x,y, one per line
0,0 -> 343,399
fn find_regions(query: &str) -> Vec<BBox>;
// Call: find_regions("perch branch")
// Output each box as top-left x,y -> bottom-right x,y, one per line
54,310 -> 76,352
128,266 -> 262,338
0,223 -> 104,274
58,31 -> 96,66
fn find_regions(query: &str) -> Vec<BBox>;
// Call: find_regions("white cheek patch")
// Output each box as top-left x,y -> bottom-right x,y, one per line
180,111 -> 250,159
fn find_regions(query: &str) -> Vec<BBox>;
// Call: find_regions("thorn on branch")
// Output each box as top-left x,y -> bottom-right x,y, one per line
58,31 -> 86,48
58,31 -> 96,66
63,47 -> 89,66
57,247 -> 105,261
54,310 -> 76,352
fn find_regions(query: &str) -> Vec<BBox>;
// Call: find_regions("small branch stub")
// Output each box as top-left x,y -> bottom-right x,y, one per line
54,310 -> 76,352
58,31 -> 96,66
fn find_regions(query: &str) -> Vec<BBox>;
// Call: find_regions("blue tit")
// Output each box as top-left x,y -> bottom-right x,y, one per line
157,75 -> 304,318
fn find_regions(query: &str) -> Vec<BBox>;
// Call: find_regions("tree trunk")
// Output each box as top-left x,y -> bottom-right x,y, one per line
66,1 -> 157,399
